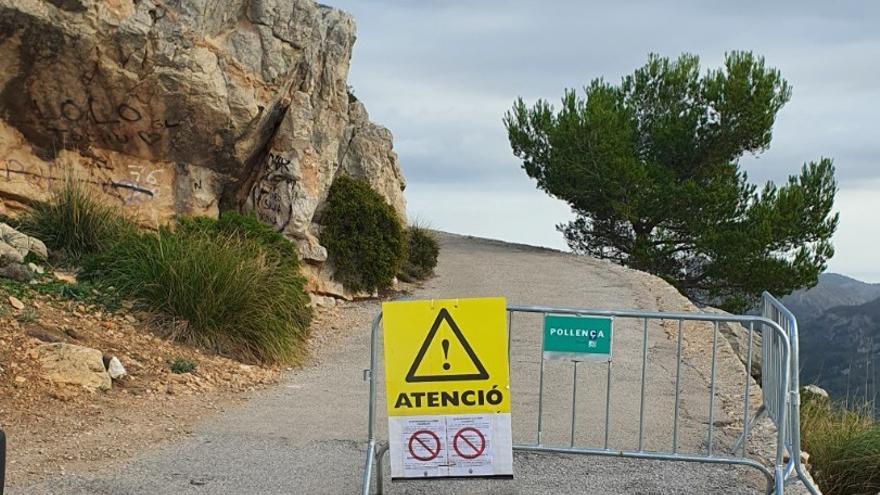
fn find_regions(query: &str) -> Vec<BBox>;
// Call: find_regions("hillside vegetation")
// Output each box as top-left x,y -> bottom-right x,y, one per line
19,180 -> 312,364
801,391 -> 880,494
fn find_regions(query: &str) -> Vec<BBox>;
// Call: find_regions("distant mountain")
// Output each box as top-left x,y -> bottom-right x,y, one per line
798,296 -> 880,407
783,274 -> 880,410
782,273 -> 880,321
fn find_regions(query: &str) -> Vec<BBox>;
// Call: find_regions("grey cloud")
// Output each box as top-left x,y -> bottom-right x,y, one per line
332,0 -> 880,281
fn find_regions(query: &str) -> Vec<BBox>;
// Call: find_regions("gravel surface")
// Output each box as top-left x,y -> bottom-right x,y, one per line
16,233 -> 786,494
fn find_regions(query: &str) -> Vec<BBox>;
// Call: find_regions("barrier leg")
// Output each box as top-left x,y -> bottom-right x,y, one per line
774,465 -> 785,494
361,440 -> 376,495
375,442 -> 389,495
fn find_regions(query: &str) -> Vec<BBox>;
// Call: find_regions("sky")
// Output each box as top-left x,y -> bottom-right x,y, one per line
331,1 -> 880,283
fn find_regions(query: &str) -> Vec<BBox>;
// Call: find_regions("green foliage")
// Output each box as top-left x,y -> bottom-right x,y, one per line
0,277 -> 31,300
320,175 -> 406,292
178,211 -> 300,266
169,357 -> 197,374
82,227 -> 311,364
0,275 -> 119,310
32,279 -> 122,311
505,52 -> 838,312
399,224 -> 440,282
800,391 -> 879,494
18,177 -> 134,260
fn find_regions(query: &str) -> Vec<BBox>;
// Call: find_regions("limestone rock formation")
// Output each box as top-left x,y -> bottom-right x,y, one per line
0,0 -> 406,296
0,221 -> 47,281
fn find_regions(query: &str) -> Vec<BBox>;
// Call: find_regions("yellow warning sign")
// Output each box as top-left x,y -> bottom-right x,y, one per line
382,297 -> 510,416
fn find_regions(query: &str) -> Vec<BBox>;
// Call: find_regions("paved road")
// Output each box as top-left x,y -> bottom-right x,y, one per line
18,234 -> 767,494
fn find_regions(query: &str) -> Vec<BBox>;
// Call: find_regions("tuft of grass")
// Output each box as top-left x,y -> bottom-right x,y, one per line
0,277 -> 31,300
398,223 -> 439,282
82,227 -> 311,364
18,176 -> 133,260
15,308 -> 37,323
320,175 -> 406,293
178,211 -> 299,266
800,390 -> 880,494
169,357 -> 197,374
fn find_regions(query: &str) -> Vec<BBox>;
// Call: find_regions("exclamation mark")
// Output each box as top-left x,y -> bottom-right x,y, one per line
442,339 -> 450,370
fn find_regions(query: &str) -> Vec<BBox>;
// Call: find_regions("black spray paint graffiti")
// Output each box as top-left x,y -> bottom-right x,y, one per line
115,165 -> 161,205
1,158 -> 159,206
41,96 -> 188,147
251,153 -> 296,232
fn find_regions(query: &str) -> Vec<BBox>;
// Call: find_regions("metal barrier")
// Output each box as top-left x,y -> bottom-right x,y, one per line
1,429 -> 5,495
759,292 -> 820,494
362,299 -> 819,494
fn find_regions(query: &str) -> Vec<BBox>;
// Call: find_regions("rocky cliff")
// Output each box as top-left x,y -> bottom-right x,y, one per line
0,0 -> 406,295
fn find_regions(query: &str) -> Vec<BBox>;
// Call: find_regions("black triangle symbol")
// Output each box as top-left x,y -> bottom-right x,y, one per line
405,308 -> 489,383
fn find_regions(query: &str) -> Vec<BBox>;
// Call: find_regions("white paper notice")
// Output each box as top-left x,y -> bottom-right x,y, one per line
446,414 -> 493,476
388,413 -> 513,479
400,416 -> 447,478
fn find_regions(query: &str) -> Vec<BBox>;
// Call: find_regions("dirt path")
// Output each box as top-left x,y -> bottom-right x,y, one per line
14,233 -> 775,494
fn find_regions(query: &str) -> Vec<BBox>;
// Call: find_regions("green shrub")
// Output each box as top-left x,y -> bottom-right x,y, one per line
19,176 -> 133,260
82,227 -> 311,364
800,391 -> 880,494
179,211 -> 298,266
169,357 -> 197,374
399,224 -> 439,282
320,175 -> 406,292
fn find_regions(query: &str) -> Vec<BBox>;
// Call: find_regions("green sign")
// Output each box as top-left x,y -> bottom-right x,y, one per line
543,314 -> 613,361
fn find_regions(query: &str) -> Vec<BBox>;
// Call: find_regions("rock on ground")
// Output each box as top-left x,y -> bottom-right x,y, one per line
0,0 -> 405,298
0,223 -> 48,276
31,342 -> 112,391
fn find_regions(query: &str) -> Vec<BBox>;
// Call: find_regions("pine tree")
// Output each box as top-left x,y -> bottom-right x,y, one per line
504,52 -> 838,312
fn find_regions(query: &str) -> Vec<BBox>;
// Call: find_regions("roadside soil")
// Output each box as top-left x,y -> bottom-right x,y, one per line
0,269 -> 348,486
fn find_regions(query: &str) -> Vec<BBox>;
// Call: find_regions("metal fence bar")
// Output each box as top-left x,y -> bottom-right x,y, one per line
570,362 -> 578,447
638,318 -> 649,451
507,310 -> 512,362
375,442 -> 389,495
361,312 -> 383,495
673,319 -> 683,454
741,321 -> 755,457
604,360 -> 612,450
762,292 -> 822,495
708,321 -> 719,456
362,301 -> 808,495
537,312 -> 547,445
513,444 -> 775,488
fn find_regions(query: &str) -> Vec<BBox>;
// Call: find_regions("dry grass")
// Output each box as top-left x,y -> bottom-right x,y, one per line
800,390 -> 880,494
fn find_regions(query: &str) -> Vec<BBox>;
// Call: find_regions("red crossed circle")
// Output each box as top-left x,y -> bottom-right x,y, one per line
452,427 -> 486,459
408,429 -> 441,461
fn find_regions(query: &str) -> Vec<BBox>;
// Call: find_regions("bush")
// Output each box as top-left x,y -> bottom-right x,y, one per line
399,224 -> 439,282
19,176 -> 133,260
82,226 -> 311,364
320,175 -> 406,292
800,391 -> 880,494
